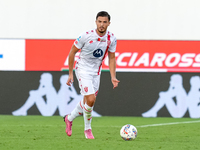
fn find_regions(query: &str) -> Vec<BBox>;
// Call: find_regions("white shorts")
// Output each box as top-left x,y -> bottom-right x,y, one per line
75,69 -> 100,96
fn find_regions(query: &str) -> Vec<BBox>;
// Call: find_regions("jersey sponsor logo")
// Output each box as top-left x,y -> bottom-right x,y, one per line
97,38 -> 106,42
77,36 -> 81,41
93,49 -> 103,57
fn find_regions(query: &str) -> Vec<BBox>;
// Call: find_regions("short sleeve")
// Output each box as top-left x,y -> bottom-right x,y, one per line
74,32 -> 86,49
108,36 -> 117,53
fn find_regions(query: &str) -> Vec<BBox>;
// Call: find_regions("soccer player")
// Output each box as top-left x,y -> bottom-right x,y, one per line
64,11 -> 119,139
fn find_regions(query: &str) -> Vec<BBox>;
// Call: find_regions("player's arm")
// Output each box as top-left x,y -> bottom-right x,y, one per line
66,44 -> 80,86
108,51 -> 120,89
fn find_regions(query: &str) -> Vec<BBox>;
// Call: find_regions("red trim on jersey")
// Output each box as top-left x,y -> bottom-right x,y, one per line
97,65 -> 101,75
102,34 -> 111,60
95,90 -> 99,96
95,29 -> 105,37
97,34 -> 111,75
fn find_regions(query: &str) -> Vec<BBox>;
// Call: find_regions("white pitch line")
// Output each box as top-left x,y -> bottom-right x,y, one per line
91,120 -> 200,128
74,120 -> 200,128
137,120 -> 200,128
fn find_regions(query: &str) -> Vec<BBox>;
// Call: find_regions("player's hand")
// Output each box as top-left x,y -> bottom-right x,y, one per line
111,78 -> 120,89
66,75 -> 74,86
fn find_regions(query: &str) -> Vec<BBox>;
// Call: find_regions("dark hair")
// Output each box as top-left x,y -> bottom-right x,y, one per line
96,11 -> 110,21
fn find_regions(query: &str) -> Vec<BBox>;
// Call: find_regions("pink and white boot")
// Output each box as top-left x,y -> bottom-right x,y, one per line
84,129 -> 94,139
63,115 -> 73,136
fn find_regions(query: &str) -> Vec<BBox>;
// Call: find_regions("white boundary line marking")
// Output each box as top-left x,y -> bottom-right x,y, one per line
76,120 -> 200,128
137,120 -> 200,128
89,120 -> 200,128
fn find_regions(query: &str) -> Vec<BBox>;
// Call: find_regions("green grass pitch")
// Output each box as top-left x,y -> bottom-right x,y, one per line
1,115 -> 200,150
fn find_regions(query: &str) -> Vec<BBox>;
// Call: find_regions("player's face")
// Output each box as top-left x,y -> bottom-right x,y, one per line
96,16 -> 110,35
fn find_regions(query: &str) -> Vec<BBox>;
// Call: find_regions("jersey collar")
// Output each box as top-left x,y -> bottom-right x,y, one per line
95,29 -> 108,38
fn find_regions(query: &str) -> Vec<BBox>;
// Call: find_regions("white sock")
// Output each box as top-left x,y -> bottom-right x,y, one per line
83,103 -> 93,130
68,99 -> 84,121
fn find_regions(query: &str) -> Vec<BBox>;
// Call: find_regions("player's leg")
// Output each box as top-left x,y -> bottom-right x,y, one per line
64,98 -> 84,136
64,70 -> 94,136
83,74 -> 100,139
67,99 -> 84,120
64,71 -> 85,136
83,94 -> 95,139
64,99 -> 84,136
76,74 -> 97,139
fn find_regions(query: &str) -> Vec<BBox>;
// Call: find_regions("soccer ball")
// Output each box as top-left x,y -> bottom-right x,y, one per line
120,124 -> 138,141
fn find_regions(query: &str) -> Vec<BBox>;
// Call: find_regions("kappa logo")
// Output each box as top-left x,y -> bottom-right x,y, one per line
84,87 -> 88,93
93,49 -> 103,57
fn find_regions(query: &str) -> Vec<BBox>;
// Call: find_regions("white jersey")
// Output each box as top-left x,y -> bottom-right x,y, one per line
74,29 -> 117,75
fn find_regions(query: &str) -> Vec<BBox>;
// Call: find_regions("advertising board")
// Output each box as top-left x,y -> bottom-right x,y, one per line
1,71 -> 200,118
25,40 -> 200,72
0,39 -> 25,71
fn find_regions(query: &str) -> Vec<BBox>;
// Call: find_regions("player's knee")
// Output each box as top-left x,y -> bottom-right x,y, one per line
85,94 -> 96,106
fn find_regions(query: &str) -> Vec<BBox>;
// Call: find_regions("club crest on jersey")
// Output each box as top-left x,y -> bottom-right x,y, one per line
93,49 -> 103,57
84,87 -> 88,93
